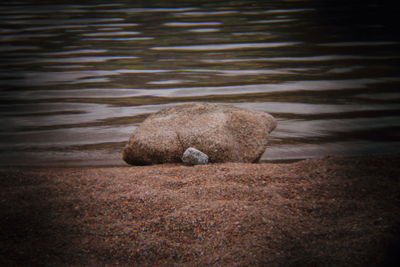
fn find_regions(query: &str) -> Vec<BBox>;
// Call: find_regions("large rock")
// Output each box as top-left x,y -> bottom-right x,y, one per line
123,103 -> 277,165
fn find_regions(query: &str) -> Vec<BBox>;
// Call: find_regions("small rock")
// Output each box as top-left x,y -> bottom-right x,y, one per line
182,147 -> 209,165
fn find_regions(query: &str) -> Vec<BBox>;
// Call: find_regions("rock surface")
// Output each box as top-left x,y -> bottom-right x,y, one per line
181,147 -> 209,165
123,103 -> 277,165
2,156 -> 400,266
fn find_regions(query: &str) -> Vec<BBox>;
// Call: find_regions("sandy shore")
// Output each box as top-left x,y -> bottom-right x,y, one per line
1,155 -> 400,266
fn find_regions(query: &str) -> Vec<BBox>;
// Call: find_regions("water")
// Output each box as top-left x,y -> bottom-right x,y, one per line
1,0 -> 399,166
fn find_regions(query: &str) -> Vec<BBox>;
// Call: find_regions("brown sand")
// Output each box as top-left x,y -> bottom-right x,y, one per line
1,155 -> 400,266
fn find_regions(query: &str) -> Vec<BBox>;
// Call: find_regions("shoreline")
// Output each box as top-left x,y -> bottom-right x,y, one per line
1,152 -> 398,169
1,155 -> 400,266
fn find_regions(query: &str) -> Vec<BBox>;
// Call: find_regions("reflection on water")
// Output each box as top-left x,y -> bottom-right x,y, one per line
151,42 -> 299,51
0,0 -> 399,166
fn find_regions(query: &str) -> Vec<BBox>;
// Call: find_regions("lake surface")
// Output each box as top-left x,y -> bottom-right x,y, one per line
1,0 -> 399,166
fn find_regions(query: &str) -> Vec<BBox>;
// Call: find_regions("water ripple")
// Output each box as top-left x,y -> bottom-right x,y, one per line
164,22 -> 222,27
319,41 -> 400,47
201,55 -> 400,63
151,42 -> 300,51
81,31 -> 141,37
173,10 -> 238,17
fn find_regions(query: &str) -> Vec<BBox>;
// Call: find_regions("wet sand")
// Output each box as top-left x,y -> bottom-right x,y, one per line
1,155 -> 400,266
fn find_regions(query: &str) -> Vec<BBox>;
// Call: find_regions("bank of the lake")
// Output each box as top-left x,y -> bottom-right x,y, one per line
1,155 -> 399,266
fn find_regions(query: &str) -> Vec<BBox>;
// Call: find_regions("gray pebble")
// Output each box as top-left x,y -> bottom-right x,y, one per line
182,147 -> 209,165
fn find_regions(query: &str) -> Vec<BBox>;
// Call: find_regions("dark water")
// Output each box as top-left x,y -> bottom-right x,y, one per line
1,0 -> 399,166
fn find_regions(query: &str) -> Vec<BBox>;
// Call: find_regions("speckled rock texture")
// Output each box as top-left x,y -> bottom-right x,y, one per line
123,103 -> 277,165
2,156 -> 400,266
181,147 -> 209,165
